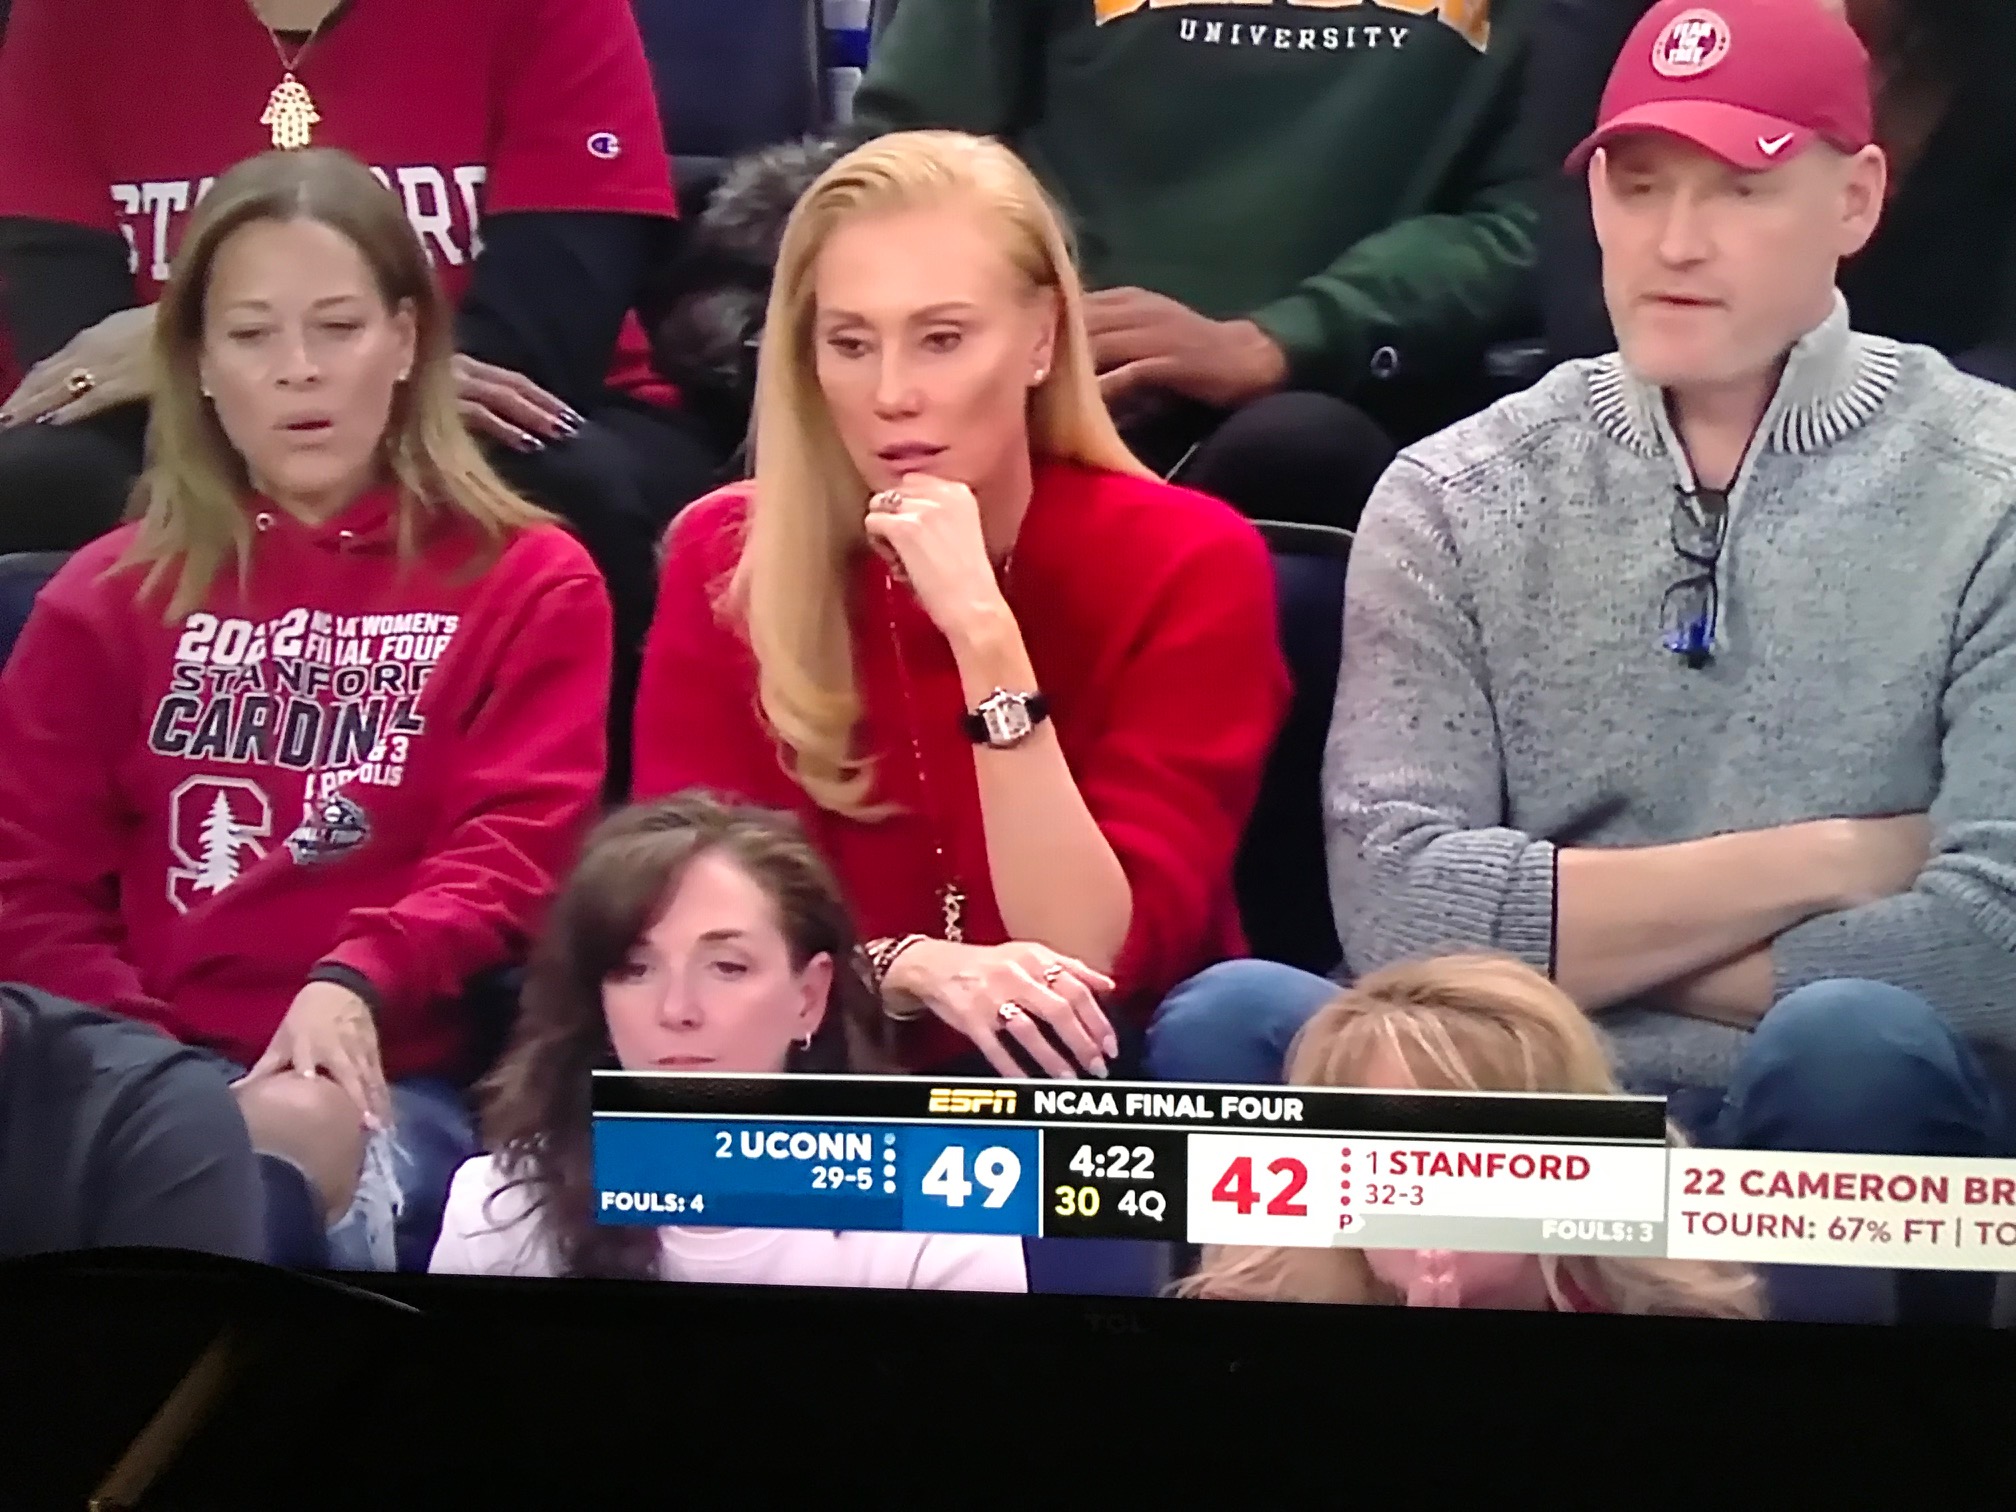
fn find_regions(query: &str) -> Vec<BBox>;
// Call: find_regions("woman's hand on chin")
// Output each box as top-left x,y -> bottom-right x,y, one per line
883,938 -> 1118,1080
863,474 -> 1013,650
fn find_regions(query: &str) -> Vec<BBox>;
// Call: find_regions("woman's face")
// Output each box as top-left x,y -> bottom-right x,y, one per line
602,851 -> 834,1075
198,215 -> 415,517
1355,1040 -> 1553,1310
810,200 -> 1057,497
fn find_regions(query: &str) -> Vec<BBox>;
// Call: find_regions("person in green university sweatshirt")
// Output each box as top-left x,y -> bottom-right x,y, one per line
854,0 -> 1543,530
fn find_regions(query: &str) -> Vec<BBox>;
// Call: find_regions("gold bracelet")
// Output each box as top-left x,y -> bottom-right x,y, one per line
867,934 -> 931,1020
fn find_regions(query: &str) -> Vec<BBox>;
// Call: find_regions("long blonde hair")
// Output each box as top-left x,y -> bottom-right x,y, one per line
1176,955 -> 1762,1320
731,129 -> 1152,816
120,147 -> 550,620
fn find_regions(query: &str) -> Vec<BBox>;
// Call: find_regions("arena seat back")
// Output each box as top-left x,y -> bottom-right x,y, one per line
1236,521 -> 1351,979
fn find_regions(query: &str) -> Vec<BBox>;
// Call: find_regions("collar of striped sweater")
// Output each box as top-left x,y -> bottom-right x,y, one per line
1588,292 -> 1904,476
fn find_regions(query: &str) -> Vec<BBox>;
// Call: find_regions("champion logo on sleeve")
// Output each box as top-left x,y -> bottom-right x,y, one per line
587,131 -> 622,161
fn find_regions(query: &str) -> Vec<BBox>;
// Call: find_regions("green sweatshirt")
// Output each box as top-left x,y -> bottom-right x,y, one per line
854,0 -> 1540,399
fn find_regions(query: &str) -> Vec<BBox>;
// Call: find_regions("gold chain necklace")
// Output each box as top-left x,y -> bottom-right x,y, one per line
252,3 -> 337,150
884,577 -> 965,944
871,528 -> 1018,945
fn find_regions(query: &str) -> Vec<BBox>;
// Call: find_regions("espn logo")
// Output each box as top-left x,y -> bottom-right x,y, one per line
928,1087 -> 1018,1115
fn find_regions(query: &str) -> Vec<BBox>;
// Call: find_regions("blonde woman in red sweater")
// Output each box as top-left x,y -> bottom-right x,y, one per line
634,130 -> 1289,1081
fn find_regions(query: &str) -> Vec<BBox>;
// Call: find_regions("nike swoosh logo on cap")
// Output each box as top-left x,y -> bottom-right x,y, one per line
1759,132 -> 1795,155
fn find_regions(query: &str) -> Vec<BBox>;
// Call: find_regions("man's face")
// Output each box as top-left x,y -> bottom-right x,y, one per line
1591,133 -> 1885,389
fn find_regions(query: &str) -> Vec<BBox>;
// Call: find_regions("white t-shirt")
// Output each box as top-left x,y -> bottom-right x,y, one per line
429,1155 -> 1029,1293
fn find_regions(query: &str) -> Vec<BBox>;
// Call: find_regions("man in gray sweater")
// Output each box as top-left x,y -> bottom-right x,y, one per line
1148,0 -> 2016,1323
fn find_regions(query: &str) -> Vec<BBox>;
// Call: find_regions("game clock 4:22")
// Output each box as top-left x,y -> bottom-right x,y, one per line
1041,1129 -> 1189,1240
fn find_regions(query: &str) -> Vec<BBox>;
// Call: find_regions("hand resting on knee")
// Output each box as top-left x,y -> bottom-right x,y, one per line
232,1073 -> 370,1226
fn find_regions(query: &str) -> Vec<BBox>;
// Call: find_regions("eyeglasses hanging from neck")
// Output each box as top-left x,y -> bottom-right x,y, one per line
1660,484 -> 1729,669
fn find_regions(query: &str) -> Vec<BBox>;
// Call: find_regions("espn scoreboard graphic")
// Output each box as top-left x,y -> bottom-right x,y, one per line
594,1072 -> 2016,1271
590,1072 -> 1673,1258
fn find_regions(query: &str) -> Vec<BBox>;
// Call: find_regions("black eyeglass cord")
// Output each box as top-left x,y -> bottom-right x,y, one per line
1663,484 -> 1729,670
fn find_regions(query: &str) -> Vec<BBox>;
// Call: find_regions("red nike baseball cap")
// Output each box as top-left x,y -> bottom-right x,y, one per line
1566,0 -> 1874,175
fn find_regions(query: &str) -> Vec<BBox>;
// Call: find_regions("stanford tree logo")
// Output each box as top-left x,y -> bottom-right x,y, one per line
166,777 -> 272,915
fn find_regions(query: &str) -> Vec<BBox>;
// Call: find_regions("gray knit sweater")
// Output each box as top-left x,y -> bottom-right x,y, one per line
1324,295 -> 2016,1086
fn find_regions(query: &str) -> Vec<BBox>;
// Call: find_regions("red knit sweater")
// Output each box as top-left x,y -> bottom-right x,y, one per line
633,459 -> 1289,1070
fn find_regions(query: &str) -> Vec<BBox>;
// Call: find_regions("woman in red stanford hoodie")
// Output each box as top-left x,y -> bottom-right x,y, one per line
0,149 -> 612,1272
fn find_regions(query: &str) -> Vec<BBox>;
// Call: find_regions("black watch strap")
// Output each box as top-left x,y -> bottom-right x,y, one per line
962,691 -> 1050,745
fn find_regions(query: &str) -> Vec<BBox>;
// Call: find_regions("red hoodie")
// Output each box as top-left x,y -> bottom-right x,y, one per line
0,488 -> 612,1082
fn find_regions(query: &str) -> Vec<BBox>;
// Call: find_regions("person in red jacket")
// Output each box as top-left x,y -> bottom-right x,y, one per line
0,0 -> 718,795
633,130 -> 1289,1079
0,148 -> 613,1271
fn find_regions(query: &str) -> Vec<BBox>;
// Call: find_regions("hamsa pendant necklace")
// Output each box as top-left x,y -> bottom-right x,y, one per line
251,3 -> 335,150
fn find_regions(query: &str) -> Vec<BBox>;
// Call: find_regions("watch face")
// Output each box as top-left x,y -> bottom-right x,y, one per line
982,695 -> 1033,745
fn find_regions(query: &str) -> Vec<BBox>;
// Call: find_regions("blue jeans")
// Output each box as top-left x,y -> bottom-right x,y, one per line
1147,962 -> 2016,1323
200,1052 -> 476,1274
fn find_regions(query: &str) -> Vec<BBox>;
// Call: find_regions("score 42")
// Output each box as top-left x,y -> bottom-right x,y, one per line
1210,1153 -> 1311,1218
1187,1135 -> 1342,1245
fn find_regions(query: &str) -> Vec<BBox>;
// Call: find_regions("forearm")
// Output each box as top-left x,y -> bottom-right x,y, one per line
951,609 -> 1131,971
1557,826 -> 1840,1011
456,212 -> 649,411
0,218 -> 135,366
1248,192 -> 1537,395
1773,886 -> 2016,1049
1662,946 -> 1776,1028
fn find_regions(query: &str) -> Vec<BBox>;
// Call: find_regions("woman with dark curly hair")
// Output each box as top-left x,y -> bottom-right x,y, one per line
428,792 -> 1028,1289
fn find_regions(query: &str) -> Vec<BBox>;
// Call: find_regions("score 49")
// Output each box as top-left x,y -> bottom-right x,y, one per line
921,1145 -> 1022,1208
900,1127 -> 1042,1236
